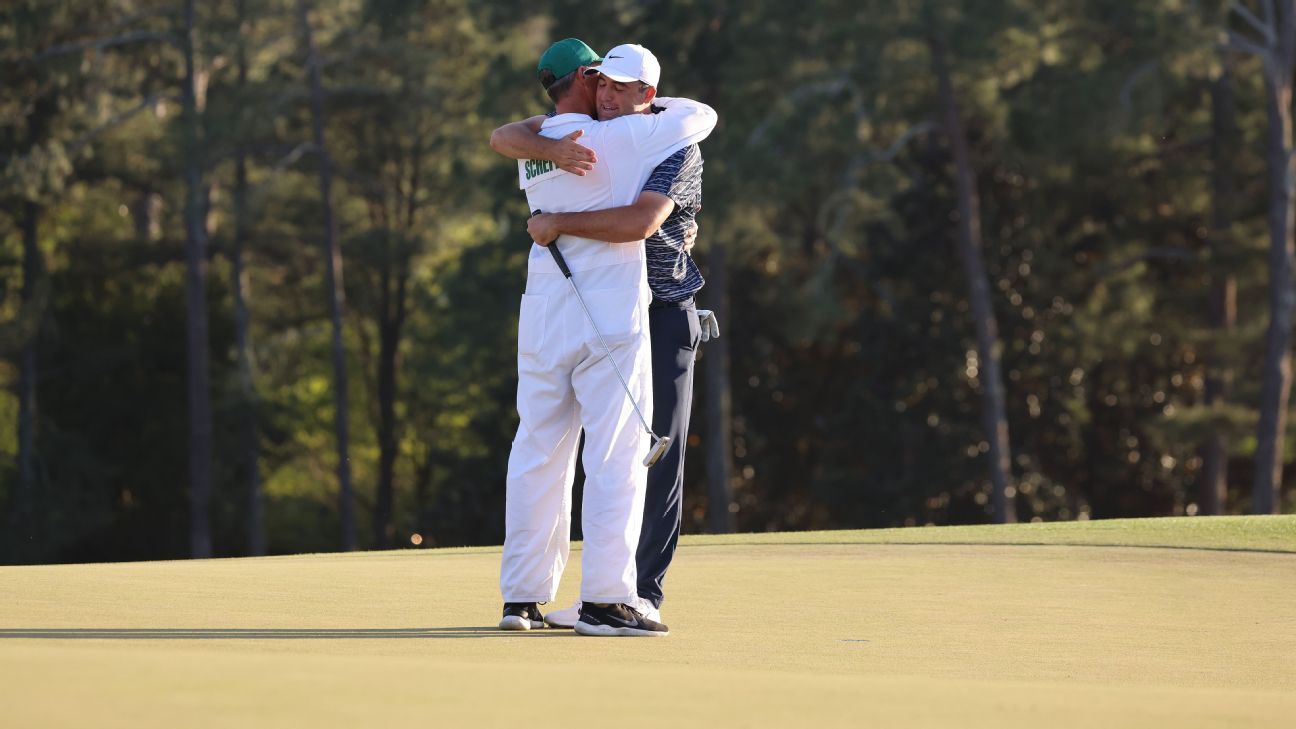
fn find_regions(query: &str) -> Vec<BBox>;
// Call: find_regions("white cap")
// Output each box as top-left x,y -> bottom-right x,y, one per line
584,43 -> 660,87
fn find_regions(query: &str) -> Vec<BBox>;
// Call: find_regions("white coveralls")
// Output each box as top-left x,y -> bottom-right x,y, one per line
501,98 -> 717,605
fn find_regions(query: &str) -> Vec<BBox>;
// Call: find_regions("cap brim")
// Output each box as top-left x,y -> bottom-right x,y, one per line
584,67 -> 639,83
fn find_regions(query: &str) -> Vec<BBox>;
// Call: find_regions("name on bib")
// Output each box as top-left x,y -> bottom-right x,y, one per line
524,159 -> 556,180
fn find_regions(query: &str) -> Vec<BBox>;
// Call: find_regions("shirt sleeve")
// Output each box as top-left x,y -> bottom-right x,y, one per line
605,97 -> 717,171
644,145 -> 703,210
642,147 -> 688,197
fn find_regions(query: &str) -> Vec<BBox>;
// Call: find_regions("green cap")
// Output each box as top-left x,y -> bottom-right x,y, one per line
538,38 -> 601,88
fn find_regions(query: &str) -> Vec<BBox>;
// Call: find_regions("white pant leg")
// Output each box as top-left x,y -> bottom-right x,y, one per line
566,262 -> 653,604
500,282 -> 582,603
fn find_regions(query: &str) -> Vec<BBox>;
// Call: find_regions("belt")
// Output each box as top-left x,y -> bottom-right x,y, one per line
649,296 -> 695,311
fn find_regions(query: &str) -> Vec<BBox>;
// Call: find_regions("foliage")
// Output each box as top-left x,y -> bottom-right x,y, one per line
2,0 -> 1294,563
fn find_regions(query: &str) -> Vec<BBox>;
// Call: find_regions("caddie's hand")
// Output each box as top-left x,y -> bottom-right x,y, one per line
554,130 -> 597,176
697,309 -> 720,342
528,212 -> 560,245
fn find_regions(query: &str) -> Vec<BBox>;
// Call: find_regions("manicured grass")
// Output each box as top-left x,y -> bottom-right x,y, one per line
2,516 -> 1293,727
684,514 -> 1296,552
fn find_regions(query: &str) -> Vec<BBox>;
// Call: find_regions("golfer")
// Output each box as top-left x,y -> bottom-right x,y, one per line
494,60 -> 715,630
493,39 -> 716,637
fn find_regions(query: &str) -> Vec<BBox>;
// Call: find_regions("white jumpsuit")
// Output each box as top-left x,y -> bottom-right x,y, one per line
500,98 -> 717,605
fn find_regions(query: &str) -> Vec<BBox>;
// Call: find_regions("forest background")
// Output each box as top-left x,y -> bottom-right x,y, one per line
4,0 -> 1294,564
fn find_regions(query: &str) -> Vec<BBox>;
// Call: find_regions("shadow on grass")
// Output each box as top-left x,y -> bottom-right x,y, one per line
0,627 -> 575,640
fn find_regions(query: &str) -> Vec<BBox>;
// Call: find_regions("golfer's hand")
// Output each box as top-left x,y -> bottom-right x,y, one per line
553,130 -> 597,176
682,219 -> 699,253
528,212 -> 560,245
697,309 -> 719,342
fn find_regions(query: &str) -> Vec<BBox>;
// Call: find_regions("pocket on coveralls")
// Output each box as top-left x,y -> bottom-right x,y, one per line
580,287 -> 644,349
517,294 -> 547,357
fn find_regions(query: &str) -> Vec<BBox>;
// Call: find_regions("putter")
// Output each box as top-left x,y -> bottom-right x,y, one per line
543,238 -> 671,468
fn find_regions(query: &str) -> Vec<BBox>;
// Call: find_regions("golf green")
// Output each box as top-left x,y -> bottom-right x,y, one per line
2,516 -> 1293,727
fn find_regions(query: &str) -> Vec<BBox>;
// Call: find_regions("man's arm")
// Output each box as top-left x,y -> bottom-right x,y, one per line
528,143 -> 698,245
610,97 -> 717,169
528,192 -> 675,245
489,116 -> 597,176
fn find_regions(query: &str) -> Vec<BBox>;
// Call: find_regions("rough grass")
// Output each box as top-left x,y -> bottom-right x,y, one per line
2,516 -> 1293,728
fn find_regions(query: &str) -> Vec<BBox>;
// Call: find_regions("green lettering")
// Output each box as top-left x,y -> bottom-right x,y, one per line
525,159 -> 557,181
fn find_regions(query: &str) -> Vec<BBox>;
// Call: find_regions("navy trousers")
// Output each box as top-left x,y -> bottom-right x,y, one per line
636,298 -> 700,609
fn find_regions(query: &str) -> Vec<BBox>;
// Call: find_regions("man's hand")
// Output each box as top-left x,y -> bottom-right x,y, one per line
697,309 -> 719,342
553,130 -> 597,176
528,212 -> 561,245
682,219 -> 699,253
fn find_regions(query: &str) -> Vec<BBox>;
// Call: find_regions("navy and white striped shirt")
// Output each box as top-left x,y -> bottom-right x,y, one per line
641,144 -> 705,302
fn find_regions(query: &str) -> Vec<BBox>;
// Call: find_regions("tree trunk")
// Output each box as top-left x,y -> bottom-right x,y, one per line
298,0 -> 356,549
704,241 -> 736,533
131,191 -> 161,242
233,154 -> 263,555
182,0 -> 214,558
373,255 -> 406,549
931,35 -> 1016,523
1202,57 -> 1237,516
1253,6 -> 1296,516
373,130 -> 420,549
234,0 -> 264,556
17,200 -> 41,526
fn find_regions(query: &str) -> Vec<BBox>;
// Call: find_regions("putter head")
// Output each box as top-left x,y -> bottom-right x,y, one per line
643,436 -> 671,468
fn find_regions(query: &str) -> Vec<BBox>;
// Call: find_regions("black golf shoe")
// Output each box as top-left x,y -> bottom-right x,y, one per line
573,602 -> 669,637
499,602 -> 545,631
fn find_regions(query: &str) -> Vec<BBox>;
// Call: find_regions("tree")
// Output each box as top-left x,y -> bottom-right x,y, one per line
230,0 -> 265,554
702,243 -> 736,533
181,0 -> 216,558
1224,0 -> 1295,514
1202,51 -> 1239,515
296,0 -> 355,549
2,0 -> 187,560
927,22 -> 1016,524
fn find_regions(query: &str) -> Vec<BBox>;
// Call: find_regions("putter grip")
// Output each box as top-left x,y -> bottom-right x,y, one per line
547,243 -> 572,278
532,209 -> 574,279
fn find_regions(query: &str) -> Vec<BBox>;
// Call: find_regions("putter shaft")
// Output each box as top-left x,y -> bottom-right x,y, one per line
537,225 -> 668,468
551,249 -> 657,439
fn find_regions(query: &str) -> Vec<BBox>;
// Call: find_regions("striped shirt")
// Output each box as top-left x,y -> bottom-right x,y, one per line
641,144 -> 705,302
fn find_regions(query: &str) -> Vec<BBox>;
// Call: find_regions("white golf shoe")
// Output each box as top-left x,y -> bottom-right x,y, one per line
543,601 -> 582,629
632,596 -> 662,624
